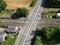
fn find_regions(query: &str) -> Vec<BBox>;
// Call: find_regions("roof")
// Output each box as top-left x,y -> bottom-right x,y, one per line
7,25 -> 18,32
57,13 -> 60,16
8,26 -> 16,29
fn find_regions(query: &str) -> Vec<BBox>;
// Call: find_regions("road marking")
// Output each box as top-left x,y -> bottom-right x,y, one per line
22,0 -> 42,45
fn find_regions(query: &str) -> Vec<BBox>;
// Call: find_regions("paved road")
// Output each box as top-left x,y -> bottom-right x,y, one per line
14,0 -> 42,45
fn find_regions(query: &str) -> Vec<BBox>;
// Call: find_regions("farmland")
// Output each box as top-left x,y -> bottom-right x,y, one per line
4,0 -> 32,9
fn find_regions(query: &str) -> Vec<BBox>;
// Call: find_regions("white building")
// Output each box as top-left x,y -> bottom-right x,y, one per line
56,13 -> 60,18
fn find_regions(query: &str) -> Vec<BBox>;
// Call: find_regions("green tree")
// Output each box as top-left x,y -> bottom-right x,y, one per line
42,26 -> 60,40
45,0 -> 60,7
11,8 -> 29,19
0,0 -> 6,12
42,26 -> 55,39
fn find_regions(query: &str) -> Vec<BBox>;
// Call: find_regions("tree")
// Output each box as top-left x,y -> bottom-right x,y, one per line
42,26 -> 55,39
42,26 -> 60,41
0,0 -> 6,12
45,0 -> 60,7
11,8 -> 29,19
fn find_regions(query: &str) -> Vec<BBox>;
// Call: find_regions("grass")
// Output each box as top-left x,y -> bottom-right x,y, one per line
0,10 -> 13,18
30,0 -> 38,7
34,36 -> 43,45
0,34 -> 17,45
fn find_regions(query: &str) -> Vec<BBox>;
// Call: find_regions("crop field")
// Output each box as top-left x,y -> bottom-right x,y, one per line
4,0 -> 32,9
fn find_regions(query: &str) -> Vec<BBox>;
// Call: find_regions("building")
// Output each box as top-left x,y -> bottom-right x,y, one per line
7,25 -> 20,33
56,13 -> 60,18
0,28 -> 7,43
0,32 -> 7,43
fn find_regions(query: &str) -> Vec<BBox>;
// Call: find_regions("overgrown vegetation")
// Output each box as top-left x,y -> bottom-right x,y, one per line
0,34 -> 17,45
42,11 -> 56,19
44,0 -> 60,8
31,26 -> 60,45
11,8 -> 29,19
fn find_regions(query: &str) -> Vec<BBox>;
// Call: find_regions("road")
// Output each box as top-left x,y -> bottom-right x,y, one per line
14,0 -> 42,45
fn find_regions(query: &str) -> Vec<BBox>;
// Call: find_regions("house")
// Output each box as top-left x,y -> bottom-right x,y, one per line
56,13 -> 60,18
0,28 -> 7,43
7,25 -> 20,33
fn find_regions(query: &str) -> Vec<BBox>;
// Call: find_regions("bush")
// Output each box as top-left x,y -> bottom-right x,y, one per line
11,8 -> 29,19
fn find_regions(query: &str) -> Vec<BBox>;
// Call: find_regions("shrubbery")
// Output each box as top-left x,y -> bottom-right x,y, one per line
11,8 -> 29,19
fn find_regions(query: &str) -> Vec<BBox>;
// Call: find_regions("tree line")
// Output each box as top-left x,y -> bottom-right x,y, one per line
45,0 -> 60,8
